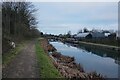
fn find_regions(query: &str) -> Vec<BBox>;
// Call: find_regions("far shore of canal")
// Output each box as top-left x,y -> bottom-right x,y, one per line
57,38 -> 120,52
78,41 -> 120,51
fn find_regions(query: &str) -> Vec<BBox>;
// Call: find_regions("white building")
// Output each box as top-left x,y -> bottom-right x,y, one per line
74,32 -> 105,39
104,33 -> 111,37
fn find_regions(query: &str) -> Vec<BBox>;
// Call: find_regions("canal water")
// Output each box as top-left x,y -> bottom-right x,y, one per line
50,41 -> 119,78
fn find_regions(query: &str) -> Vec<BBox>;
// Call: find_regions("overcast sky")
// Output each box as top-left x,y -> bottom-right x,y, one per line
33,2 -> 118,35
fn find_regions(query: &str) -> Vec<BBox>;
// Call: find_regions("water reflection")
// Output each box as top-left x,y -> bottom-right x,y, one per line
66,42 -> 119,62
50,41 -> 119,78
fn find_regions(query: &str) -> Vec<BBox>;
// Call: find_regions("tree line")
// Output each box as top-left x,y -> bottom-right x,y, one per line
2,2 -> 41,41
2,2 -> 41,53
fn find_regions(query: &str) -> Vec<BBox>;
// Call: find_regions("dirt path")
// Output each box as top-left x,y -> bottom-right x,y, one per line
3,40 -> 40,78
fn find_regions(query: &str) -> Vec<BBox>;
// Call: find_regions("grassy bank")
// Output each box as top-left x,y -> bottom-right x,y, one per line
79,38 -> 119,47
3,41 -> 27,67
35,39 -> 62,78
78,42 -> 119,59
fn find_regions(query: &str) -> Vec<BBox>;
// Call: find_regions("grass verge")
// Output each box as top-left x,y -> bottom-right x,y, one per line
35,39 -> 62,78
3,41 -> 27,67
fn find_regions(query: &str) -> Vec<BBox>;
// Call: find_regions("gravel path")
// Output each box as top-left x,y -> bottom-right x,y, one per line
3,40 -> 40,78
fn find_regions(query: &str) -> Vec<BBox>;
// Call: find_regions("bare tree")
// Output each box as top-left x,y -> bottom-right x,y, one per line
2,2 -> 40,53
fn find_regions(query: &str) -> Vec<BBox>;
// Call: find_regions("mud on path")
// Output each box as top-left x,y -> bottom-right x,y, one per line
2,40 -> 40,78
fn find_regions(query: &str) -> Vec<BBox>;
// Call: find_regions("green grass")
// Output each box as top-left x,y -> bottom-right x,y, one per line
80,38 -> 119,47
3,41 -> 27,67
35,39 -> 62,78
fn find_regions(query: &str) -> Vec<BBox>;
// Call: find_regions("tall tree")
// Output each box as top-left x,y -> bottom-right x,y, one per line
66,31 -> 71,38
2,2 -> 39,41
83,27 -> 89,33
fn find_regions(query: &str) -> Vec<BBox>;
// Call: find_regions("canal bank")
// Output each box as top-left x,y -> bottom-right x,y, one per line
78,41 -> 120,52
39,38 -> 104,79
35,38 -> 62,78
62,38 -> 120,52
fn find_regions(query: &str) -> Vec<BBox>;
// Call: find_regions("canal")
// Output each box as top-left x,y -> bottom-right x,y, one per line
50,41 -> 119,78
